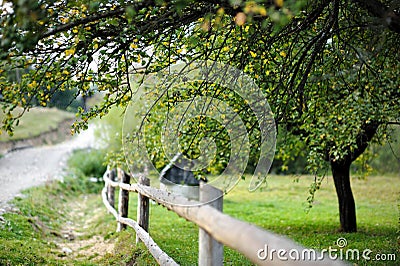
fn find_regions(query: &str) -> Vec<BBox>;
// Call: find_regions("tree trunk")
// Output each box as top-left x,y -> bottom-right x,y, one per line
328,121 -> 379,232
331,159 -> 357,232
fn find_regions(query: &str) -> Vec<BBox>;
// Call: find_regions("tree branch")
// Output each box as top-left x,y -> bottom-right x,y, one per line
350,121 -> 380,162
40,8 -> 125,39
352,0 -> 400,33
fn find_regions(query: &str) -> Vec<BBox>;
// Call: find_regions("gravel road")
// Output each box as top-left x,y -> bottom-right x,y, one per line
0,127 -> 97,210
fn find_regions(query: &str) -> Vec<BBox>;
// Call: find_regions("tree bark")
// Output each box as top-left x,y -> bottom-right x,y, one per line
328,121 -> 379,232
331,158 -> 357,232
117,169 -> 131,232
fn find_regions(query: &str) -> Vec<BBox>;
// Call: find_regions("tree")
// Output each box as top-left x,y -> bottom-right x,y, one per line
1,0 -> 399,232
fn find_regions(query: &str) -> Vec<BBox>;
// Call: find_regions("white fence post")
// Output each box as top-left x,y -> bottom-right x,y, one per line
199,182 -> 224,266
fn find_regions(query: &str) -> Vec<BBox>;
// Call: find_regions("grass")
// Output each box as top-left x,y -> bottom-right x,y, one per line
0,148 -> 110,265
0,106 -> 74,142
0,149 -> 398,266
132,174 -> 399,265
225,175 -> 399,265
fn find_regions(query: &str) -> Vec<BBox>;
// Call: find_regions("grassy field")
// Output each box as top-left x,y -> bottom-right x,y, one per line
0,150 -> 398,265
139,174 -> 399,265
0,107 -> 74,142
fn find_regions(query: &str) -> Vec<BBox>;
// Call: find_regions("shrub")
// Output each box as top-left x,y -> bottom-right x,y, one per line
67,148 -> 107,177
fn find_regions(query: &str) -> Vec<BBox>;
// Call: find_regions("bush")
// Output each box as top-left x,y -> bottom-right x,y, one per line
67,148 -> 107,177
65,149 -> 107,194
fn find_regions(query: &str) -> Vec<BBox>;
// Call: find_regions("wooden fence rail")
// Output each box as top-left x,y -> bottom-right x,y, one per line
101,168 -> 347,266
102,169 -> 178,265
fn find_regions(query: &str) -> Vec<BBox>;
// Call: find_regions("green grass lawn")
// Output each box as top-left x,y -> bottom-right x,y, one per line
137,174 -> 399,265
0,106 -> 74,142
0,170 -> 398,265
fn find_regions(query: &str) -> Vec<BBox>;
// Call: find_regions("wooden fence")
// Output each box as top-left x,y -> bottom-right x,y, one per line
101,168 -> 347,266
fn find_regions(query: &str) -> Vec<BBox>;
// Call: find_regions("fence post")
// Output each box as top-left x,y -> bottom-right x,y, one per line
136,174 -> 150,244
107,168 -> 117,208
199,182 -> 224,266
117,169 -> 131,232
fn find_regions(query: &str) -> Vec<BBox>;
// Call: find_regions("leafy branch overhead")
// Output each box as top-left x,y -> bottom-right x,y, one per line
1,0 -> 399,232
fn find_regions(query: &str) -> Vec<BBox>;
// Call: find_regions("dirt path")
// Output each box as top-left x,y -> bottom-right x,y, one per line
55,194 -> 115,261
0,125 -> 117,263
0,126 -> 97,210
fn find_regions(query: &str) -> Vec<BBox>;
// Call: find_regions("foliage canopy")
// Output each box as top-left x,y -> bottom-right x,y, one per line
1,0 -> 399,231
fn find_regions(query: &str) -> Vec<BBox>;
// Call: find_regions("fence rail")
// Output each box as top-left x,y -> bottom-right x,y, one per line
101,168 -> 346,266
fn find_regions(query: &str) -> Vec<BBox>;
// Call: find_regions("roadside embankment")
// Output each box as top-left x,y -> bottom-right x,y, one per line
0,118 -> 75,155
